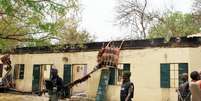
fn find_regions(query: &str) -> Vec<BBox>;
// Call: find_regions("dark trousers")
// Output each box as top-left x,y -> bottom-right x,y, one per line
178,96 -> 191,101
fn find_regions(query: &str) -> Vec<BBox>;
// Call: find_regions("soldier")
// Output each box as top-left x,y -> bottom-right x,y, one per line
120,71 -> 134,101
46,68 -> 64,101
178,73 -> 191,101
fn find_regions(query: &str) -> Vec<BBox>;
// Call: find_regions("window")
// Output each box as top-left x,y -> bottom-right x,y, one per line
19,64 -> 25,79
14,64 -> 25,79
108,68 -> 116,85
0,64 -> 3,77
123,64 -> 130,71
117,66 -> 123,85
160,63 -> 188,88
178,63 -> 188,85
109,63 -> 131,85
170,64 -> 179,88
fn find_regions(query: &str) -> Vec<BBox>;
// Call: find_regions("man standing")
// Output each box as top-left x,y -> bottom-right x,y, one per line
120,71 -> 134,101
178,73 -> 191,101
46,68 -> 64,101
189,71 -> 201,101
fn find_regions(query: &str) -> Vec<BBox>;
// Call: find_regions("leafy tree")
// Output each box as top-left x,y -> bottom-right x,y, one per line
56,18 -> 95,45
0,0 -> 79,48
116,0 -> 201,40
148,12 -> 201,38
0,0 -> 95,51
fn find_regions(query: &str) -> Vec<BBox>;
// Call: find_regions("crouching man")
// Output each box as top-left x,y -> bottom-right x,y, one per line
46,68 -> 64,101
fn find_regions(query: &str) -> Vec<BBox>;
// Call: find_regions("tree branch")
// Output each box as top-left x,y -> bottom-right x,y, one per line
140,0 -> 147,39
0,36 -> 33,42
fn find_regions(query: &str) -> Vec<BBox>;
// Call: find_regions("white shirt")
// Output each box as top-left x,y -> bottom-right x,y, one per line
190,80 -> 201,101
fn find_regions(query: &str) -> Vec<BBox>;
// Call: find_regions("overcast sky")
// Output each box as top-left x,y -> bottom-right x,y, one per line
79,0 -> 193,41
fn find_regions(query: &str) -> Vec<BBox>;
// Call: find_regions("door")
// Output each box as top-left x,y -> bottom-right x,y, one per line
63,64 -> 72,97
72,64 -> 87,95
96,69 -> 110,101
32,64 -> 41,92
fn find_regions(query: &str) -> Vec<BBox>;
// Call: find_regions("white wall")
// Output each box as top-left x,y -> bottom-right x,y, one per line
1,46 -> 201,101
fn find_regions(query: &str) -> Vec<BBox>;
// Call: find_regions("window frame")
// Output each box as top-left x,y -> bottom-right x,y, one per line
14,64 -> 25,80
160,63 -> 188,88
109,63 -> 131,85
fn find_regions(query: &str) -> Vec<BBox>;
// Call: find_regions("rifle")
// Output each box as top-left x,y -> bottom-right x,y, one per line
176,89 -> 184,101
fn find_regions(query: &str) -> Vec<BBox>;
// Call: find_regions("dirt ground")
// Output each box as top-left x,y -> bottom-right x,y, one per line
0,93 -> 95,101
0,93 -> 49,101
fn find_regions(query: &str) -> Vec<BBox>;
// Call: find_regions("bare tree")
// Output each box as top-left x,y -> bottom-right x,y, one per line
192,0 -> 201,26
116,0 -> 149,39
193,0 -> 201,14
116,0 -> 166,39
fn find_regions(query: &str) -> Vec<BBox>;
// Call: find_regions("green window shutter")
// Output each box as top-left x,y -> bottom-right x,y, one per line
179,63 -> 188,85
63,64 -> 72,84
0,64 -> 3,77
108,68 -> 116,85
63,64 -> 72,97
160,64 -> 170,88
123,64 -> 130,71
19,64 -> 25,79
32,64 -> 41,91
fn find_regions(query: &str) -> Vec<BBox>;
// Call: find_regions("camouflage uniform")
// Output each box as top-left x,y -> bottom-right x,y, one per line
48,75 -> 63,101
47,68 -> 64,101
178,81 -> 191,101
120,81 -> 134,101
120,71 -> 134,101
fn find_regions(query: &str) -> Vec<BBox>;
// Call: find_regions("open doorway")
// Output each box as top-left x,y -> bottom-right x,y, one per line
32,64 -> 52,94
72,64 -> 87,96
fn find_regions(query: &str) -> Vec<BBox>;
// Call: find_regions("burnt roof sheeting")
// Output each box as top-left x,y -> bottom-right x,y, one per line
3,37 -> 201,54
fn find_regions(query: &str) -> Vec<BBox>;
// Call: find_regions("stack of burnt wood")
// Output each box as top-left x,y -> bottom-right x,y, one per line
0,54 -> 15,89
65,41 -> 124,88
96,41 -> 122,68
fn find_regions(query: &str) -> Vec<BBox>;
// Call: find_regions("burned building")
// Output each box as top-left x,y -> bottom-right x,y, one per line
0,37 -> 201,101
